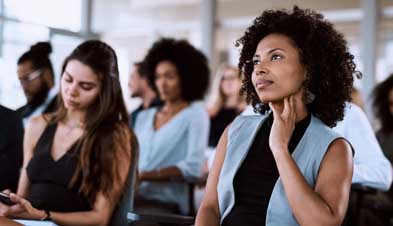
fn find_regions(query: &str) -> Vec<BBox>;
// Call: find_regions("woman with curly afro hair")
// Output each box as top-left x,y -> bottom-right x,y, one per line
374,74 -> 393,163
196,6 -> 357,226
133,38 -> 210,214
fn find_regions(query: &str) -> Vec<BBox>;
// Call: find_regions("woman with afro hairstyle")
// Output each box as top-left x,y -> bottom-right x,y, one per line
133,38 -> 210,214
196,6 -> 358,226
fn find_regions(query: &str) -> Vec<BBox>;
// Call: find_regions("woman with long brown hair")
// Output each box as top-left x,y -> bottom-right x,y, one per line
0,40 -> 133,226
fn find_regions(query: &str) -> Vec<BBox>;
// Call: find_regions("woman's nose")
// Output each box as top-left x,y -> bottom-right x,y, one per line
255,66 -> 269,76
68,84 -> 79,97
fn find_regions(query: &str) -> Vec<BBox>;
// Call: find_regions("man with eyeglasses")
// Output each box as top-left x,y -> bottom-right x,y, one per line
16,42 -> 57,126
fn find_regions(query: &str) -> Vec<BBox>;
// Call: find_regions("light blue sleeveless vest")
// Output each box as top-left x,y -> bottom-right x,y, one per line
217,114 -> 343,226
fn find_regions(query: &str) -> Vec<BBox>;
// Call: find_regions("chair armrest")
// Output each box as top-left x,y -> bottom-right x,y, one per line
128,212 -> 194,226
141,174 -> 207,185
351,183 -> 378,195
140,174 -> 208,216
184,175 -> 208,187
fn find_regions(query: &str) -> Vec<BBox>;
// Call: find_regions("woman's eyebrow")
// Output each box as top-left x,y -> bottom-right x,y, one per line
267,48 -> 286,54
64,71 -> 73,78
254,48 -> 286,58
65,70 -> 97,86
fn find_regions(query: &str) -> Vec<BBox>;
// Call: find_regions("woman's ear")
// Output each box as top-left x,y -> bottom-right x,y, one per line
303,87 -> 315,104
301,69 -> 315,104
42,68 -> 54,88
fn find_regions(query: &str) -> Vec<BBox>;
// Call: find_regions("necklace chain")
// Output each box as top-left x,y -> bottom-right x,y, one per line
64,121 -> 83,136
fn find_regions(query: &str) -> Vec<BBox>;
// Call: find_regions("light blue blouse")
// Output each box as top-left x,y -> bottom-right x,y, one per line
134,101 -> 209,214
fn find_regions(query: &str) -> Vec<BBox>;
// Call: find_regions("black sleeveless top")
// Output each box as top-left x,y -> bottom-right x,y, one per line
209,108 -> 240,147
221,113 -> 311,226
26,123 -> 90,212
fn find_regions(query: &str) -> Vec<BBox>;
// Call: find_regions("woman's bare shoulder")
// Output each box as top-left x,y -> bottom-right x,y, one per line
24,114 -> 51,147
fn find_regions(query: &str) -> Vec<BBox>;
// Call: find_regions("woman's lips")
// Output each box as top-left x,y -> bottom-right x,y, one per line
255,79 -> 274,89
65,99 -> 79,107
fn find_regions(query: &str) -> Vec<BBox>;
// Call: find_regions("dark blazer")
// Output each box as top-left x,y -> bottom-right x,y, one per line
0,105 -> 24,191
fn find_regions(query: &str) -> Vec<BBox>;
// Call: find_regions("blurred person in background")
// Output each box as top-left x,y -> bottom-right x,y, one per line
16,42 -> 57,127
334,101 -> 392,226
373,73 -> 393,163
339,73 -> 393,226
333,100 -> 392,191
207,64 -> 246,148
0,105 -> 24,192
0,40 -> 133,226
128,61 -> 162,128
205,64 -> 246,170
134,38 -> 210,215
372,73 -> 393,223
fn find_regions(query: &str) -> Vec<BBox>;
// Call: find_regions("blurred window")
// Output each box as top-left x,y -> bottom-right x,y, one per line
4,0 -> 81,31
0,0 -> 84,109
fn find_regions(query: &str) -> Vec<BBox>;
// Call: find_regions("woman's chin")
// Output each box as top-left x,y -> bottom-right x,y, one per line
258,96 -> 284,104
64,104 -> 82,111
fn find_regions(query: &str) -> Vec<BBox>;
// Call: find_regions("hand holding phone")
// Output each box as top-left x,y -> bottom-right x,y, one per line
0,191 -> 16,206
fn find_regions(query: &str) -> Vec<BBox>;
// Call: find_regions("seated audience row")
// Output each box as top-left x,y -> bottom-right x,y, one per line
1,6 -> 393,226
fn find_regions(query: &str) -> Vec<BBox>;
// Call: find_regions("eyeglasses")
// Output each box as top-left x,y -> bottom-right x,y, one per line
18,69 -> 43,84
221,75 -> 238,82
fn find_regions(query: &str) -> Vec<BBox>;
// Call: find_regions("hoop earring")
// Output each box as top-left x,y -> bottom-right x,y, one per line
304,89 -> 315,104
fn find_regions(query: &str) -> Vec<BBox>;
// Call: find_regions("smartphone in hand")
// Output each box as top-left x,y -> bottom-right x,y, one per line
0,191 -> 16,206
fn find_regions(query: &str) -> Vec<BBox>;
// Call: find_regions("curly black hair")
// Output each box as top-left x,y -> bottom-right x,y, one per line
236,6 -> 361,127
143,38 -> 210,102
373,74 -> 393,133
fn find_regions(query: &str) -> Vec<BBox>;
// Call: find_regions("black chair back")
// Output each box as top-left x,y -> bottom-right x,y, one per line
109,132 -> 139,226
